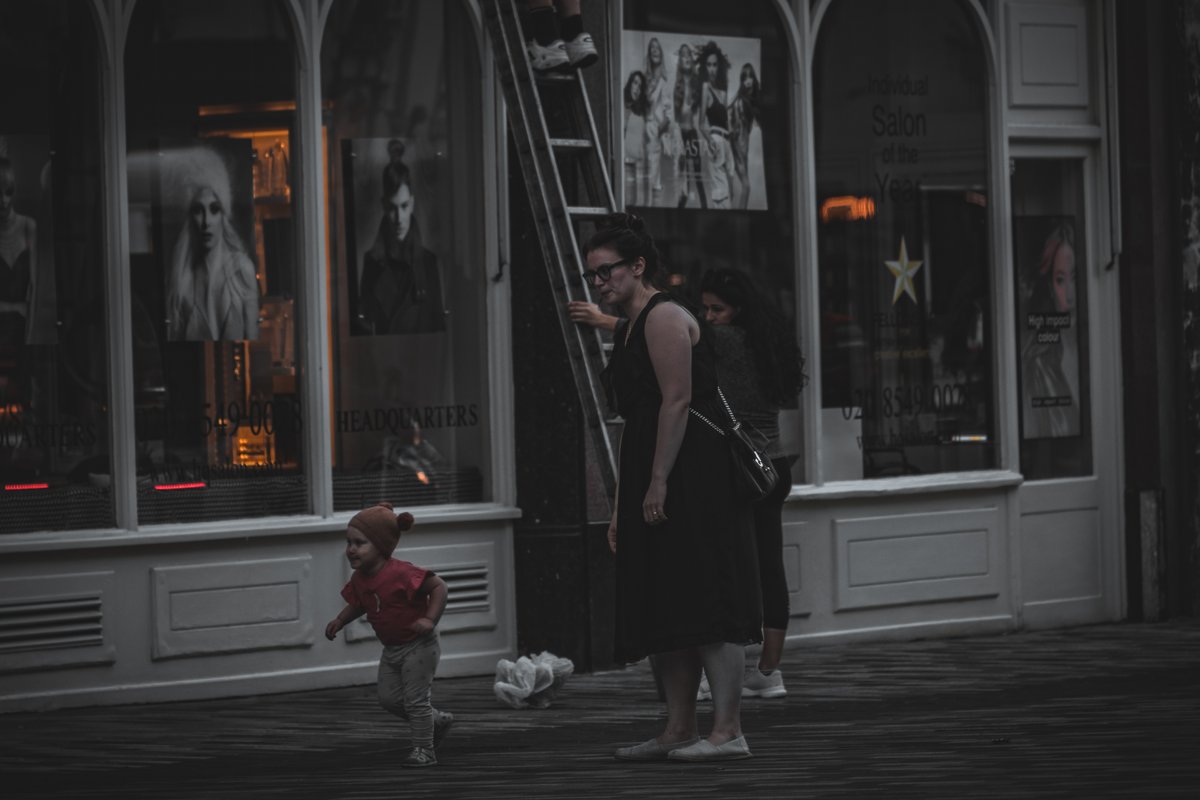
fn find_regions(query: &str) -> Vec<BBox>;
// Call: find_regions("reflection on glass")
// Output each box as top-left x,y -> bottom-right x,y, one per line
814,0 -> 995,479
323,0 -> 487,510
126,0 -> 305,524
0,2 -> 111,534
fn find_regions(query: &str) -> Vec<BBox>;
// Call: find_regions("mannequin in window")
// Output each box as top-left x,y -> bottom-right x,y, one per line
357,141 -> 446,336
165,147 -> 259,342
0,157 -> 37,345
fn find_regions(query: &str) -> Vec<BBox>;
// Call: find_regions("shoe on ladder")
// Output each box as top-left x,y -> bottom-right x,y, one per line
564,32 -> 598,68
527,38 -> 569,72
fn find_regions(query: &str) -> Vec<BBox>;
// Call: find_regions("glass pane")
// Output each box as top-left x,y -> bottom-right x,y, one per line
322,0 -> 489,509
125,0 -> 305,524
1012,158 -> 1092,478
814,0 -> 994,479
0,2 -> 110,534
621,0 -> 805,479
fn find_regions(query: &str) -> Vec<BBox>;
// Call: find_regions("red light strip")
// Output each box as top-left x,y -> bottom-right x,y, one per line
153,482 -> 208,491
5,483 -> 50,491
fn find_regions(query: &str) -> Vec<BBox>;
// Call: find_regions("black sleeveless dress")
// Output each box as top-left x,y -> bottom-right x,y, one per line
603,292 -> 762,664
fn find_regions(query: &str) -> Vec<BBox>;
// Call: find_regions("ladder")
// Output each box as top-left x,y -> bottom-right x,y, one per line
481,0 -> 620,500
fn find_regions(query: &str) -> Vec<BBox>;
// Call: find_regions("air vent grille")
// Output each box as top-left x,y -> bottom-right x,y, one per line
0,595 -> 103,654
440,566 -> 489,613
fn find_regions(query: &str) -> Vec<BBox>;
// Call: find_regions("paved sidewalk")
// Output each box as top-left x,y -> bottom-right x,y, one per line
4,620 -> 1200,799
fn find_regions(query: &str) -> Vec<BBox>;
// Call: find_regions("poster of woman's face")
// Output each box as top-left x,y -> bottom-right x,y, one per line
0,135 -> 57,346
152,140 -> 259,342
1015,215 -> 1081,439
343,137 -> 446,337
620,29 -> 767,211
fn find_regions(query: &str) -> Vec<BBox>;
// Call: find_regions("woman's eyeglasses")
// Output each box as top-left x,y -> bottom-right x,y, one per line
583,258 -> 631,284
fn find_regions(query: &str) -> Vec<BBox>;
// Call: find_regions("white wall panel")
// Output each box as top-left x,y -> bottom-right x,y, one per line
1007,1 -> 1090,108
151,556 -> 314,659
833,508 -> 1002,611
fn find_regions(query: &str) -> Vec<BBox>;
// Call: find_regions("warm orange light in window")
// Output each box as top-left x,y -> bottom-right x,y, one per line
5,483 -> 49,491
415,471 -> 430,485
154,482 -> 207,491
820,195 -> 876,223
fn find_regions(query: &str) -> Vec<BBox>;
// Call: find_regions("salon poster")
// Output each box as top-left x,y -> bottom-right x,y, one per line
152,139 -> 259,342
0,135 -> 57,345
1015,215 -> 1081,439
342,137 -> 447,337
620,29 -> 765,211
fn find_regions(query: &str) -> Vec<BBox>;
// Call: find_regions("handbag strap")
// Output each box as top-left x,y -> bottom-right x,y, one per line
688,405 -> 726,436
715,387 -> 742,431
690,385 -> 740,435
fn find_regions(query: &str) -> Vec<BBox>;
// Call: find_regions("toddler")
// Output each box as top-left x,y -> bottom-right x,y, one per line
325,503 -> 453,767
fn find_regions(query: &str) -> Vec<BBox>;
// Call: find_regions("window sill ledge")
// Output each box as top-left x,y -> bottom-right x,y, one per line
0,503 -> 523,555
788,470 -> 1023,502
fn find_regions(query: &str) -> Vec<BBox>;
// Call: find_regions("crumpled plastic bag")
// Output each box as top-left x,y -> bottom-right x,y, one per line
493,651 -> 575,709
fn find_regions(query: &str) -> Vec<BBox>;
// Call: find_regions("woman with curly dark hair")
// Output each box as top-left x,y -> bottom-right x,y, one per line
697,267 -> 804,698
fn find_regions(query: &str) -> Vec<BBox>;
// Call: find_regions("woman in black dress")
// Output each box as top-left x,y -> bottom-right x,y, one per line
586,213 -> 761,762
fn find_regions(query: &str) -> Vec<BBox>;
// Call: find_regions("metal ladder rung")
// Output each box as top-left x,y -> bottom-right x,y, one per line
566,206 -> 611,219
550,138 -> 593,151
484,0 -> 619,501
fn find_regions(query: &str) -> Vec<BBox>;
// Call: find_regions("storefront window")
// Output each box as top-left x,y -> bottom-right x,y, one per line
1012,158 -> 1092,479
0,3 -> 109,534
322,0 -> 489,510
814,0 -> 994,479
125,0 -> 305,523
621,0 -> 803,475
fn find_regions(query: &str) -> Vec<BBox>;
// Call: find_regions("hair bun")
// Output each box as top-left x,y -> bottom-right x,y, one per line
623,212 -> 643,232
396,512 -> 415,531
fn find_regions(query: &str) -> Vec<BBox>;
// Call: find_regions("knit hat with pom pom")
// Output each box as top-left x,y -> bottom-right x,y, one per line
348,502 -> 414,558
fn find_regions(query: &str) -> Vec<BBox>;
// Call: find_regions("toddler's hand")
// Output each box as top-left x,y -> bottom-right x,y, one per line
325,619 -> 343,640
410,617 -> 434,636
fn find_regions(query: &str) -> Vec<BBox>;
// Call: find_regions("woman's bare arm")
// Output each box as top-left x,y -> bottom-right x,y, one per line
642,301 -> 699,525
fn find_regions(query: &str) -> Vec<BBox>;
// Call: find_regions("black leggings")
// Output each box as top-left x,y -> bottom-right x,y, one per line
755,457 -> 792,630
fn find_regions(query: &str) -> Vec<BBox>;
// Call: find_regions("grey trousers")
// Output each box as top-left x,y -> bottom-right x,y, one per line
376,630 -> 442,748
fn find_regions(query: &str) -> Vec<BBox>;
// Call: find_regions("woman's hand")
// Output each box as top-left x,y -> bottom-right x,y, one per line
567,300 -> 618,332
642,477 -> 668,526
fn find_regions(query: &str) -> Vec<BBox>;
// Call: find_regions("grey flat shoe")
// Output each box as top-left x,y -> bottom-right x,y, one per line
613,736 -> 701,761
666,735 -> 752,762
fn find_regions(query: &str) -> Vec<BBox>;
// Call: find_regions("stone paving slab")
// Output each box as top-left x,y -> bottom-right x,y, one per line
3,620 -> 1199,799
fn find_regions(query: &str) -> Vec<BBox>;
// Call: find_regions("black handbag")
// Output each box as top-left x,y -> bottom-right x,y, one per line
689,388 -> 779,502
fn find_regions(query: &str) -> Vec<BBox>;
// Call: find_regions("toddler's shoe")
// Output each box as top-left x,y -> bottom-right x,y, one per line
527,38 -> 569,72
402,746 -> 437,768
742,668 -> 787,698
564,32 -> 598,68
434,711 -> 454,747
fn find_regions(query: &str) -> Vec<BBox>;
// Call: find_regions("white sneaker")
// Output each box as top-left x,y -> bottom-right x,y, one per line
527,38 -> 569,72
564,32 -> 598,68
742,668 -> 786,698
696,673 -> 711,701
